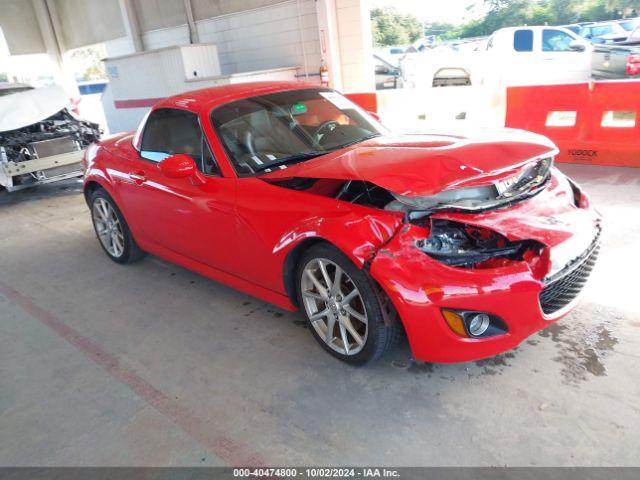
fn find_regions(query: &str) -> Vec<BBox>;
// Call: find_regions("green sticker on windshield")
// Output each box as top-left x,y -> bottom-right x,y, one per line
291,103 -> 307,115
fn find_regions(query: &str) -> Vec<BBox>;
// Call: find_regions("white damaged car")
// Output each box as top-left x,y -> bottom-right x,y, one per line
0,83 -> 101,192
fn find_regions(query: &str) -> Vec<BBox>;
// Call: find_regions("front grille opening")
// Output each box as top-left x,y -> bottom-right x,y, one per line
539,243 -> 600,315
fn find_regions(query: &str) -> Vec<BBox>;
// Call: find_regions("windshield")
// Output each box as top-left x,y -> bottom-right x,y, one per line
210,88 -> 386,176
592,23 -> 625,36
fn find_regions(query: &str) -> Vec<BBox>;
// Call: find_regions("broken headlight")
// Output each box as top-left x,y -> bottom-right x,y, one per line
416,219 -> 540,268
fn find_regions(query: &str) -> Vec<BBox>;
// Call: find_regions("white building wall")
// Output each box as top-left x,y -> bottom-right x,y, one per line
105,0 -> 320,78
196,0 -> 320,76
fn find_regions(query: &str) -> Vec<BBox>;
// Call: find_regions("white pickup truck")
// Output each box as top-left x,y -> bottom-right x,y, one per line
401,26 -> 593,88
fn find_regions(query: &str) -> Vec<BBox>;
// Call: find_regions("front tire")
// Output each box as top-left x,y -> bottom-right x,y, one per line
90,189 -> 144,264
296,243 -> 400,365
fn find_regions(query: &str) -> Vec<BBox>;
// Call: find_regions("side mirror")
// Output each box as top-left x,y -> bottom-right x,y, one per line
367,111 -> 381,122
159,154 -> 205,185
569,40 -> 586,52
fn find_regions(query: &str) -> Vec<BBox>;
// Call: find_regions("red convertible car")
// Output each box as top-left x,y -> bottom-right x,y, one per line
83,82 -> 601,365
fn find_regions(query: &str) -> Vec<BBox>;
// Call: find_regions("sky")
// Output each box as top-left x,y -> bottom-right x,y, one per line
370,0 -> 487,25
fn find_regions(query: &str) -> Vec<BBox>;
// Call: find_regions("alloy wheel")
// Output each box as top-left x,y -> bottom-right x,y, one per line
301,258 -> 368,356
92,197 -> 125,258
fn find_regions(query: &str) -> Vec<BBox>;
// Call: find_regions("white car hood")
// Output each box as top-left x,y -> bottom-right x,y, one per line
0,85 -> 70,133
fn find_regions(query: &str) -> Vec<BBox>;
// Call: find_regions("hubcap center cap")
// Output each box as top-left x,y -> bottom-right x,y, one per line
328,299 -> 340,316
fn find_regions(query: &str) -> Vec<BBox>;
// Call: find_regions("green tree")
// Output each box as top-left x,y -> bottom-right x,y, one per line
605,0 -> 640,15
448,0 -> 622,39
370,7 -> 423,47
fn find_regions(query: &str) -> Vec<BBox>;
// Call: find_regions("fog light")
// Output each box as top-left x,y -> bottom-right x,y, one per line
468,313 -> 490,337
441,309 -> 507,339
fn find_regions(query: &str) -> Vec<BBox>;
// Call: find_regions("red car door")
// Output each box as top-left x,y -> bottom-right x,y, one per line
117,108 -> 239,274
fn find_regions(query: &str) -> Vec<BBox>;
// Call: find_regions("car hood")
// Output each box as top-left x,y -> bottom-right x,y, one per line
262,129 -> 558,197
0,85 -> 70,132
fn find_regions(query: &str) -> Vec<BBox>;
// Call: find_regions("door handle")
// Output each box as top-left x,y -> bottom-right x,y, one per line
128,171 -> 146,184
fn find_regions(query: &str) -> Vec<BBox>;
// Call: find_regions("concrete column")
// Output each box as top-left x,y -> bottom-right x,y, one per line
316,0 -> 374,93
334,0 -> 374,93
31,0 -> 79,97
118,0 -> 144,53
183,0 -> 200,44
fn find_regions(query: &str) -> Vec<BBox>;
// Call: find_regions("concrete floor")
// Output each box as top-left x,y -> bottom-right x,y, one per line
0,164 -> 639,467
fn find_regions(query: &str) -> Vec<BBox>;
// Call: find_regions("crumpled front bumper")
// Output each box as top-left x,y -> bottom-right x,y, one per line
369,171 -> 601,363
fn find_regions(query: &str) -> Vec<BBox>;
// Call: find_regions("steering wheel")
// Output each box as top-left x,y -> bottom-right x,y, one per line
313,120 -> 341,141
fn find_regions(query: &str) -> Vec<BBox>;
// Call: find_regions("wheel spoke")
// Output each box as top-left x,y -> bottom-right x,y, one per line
339,323 -> 350,354
340,288 -> 358,306
95,206 -> 108,222
112,233 -> 124,254
99,200 -> 110,221
306,269 -> 328,299
309,308 -> 329,322
325,315 -> 336,343
342,317 -> 364,346
302,290 -> 324,301
344,305 -> 367,324
318,260 -> 332,290
330,266 -> 343,296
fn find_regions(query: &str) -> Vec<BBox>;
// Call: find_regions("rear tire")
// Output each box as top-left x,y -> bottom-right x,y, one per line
90,188 -> 145,264
296,243 -> 401,365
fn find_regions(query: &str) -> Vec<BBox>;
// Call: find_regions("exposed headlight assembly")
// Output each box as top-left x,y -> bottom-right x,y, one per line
417,219 -> 540,268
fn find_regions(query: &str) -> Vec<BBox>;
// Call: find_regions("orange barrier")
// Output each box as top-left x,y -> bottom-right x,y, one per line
506,81 -> 640,167
345,92 -> 378,113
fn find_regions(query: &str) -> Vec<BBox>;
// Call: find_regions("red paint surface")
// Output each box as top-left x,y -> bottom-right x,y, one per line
0,280 -> 265,466
262,132 -> 557,196
114,98 -> 166,109
345,92 -> 377,113
85,82 -> 601,362
506,81 -> 640,167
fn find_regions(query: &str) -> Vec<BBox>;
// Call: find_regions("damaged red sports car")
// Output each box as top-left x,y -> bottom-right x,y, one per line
83,82 -> 601,365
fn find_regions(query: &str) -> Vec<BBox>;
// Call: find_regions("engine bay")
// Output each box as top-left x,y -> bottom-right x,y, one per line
0,109 -> 101,163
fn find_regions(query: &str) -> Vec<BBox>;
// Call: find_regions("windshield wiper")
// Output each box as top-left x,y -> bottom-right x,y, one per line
254,151 -> 325,172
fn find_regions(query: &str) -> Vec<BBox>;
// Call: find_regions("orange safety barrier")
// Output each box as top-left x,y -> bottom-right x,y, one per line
345,92 -> 378,113
506,81 -> 640,167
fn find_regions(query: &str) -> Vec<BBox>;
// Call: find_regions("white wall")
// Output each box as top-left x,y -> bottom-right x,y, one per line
196,0 -> 320,76
105,0 -> 320,78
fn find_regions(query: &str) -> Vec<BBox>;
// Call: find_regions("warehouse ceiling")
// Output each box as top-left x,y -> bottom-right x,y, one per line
0,0 -> 45,55
0,0 -> 288,55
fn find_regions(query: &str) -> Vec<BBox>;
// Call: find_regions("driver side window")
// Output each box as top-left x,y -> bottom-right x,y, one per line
140,108 -> 220,175
542,29 -> 574,52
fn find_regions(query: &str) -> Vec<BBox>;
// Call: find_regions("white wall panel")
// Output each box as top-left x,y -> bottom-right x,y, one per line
192,0 -> 286,20
195,0 -> 320,76
142,25 -> 190,50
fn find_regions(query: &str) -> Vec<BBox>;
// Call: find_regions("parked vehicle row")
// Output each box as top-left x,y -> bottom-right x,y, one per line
392,16 -> 640,87
400,26 -> 592,89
